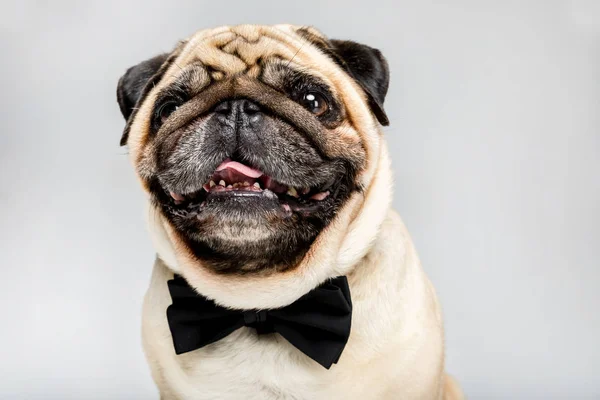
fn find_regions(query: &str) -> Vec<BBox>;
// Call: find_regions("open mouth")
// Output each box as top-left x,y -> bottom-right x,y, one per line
165,159 -> 333,214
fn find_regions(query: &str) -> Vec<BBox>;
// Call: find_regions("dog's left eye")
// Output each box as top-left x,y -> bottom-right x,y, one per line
157,101 -> 179,124
301,92 -> 328,116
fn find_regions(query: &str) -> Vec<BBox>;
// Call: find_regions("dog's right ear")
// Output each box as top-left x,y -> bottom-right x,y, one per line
117,54 -> 169,120
116,53 -> 172,146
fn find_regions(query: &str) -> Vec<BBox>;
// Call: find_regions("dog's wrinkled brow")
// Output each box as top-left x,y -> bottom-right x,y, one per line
158,63 -> 212,102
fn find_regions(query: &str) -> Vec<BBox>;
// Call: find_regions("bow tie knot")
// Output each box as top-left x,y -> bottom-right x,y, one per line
166,275 -> 352,369
243,309 -> 273,334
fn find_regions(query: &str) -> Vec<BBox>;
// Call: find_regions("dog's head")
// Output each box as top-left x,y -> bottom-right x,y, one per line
118,25 -> 393,308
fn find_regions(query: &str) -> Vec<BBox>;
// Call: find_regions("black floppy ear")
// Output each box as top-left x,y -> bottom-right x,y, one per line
328,40 -> 390,126
116,53 -> 170,145
117,53 -> 169,120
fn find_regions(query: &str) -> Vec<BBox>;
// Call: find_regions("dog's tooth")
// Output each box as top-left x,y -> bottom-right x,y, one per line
253,182 -> 261,189
310,191 -> 330,201
209,180 -> 216,188
243,182 -> 250,186
219,180 -> 226,187
233,183 -> 239,188
170,191 -> 185,201
263,189 -> 277,199
287,187 -> 298,197
301,187 -> 310,195
227,185 -> 233,189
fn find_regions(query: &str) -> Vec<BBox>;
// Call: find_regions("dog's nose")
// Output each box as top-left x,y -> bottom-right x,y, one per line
214,99 -> 262,125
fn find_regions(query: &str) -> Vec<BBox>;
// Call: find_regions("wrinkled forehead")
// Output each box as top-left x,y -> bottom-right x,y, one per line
156,24 -> 343,91
176,25 -> 325,72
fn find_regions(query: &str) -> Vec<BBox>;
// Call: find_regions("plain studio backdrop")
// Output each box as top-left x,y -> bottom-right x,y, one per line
1,1 -> 598,399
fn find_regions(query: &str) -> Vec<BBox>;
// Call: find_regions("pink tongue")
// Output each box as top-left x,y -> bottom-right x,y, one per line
215,159 -> 263,178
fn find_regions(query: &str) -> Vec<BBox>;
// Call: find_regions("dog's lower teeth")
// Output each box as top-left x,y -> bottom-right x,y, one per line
263,189 -> 277,199
166,166 -> 331,216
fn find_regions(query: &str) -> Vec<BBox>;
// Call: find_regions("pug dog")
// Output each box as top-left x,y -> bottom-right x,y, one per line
116,24 -> 464,400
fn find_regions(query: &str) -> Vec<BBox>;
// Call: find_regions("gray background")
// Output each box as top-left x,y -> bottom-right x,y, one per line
1,0 -> 598,399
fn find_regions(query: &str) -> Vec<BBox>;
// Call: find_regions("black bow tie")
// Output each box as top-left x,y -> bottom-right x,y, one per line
166,275 -> 352,369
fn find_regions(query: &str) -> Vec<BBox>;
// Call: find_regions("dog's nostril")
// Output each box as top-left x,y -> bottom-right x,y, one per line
214,101 -> 231,114
215,99 -> 261,121
242,100 -> 261,115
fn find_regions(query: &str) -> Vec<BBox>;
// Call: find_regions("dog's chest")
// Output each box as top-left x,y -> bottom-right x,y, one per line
164,328 -> 341,399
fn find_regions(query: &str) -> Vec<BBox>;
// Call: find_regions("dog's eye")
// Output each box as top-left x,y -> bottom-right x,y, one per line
301,92 -> 328,116
157,101 -> 179,124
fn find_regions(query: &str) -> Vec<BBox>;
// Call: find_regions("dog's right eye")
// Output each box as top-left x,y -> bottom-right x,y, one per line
157,101 -> 179,125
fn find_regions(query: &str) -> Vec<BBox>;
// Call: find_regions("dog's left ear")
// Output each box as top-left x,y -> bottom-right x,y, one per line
328,40 -> 390,126
116,53 -> 171,146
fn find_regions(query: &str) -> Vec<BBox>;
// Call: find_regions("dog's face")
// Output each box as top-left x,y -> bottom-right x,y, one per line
117,25 -> 391,298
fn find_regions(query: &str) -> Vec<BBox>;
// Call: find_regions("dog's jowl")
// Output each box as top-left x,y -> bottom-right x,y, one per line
117,24 -> 463,400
